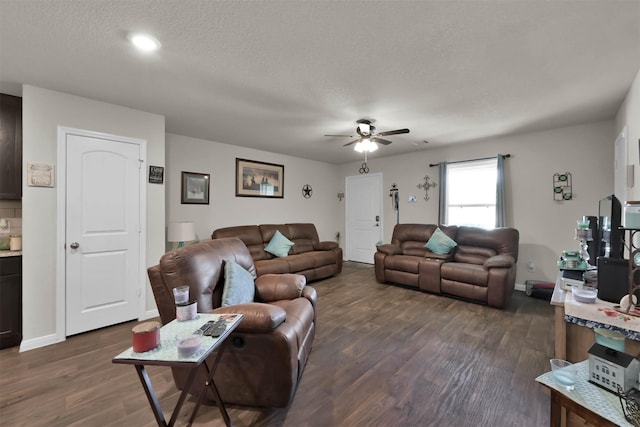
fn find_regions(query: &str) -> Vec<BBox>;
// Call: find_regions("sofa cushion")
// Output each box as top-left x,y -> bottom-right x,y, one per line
255,258 -> 291,275
454,245 -> 497,265
221,259 -> 256,306
286,223 -> 320,254
425,227 -> 458,254
265,230 -> 295,257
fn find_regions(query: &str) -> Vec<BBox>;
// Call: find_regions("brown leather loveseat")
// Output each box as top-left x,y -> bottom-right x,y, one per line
374,224 -> 519,309
148,237 -> 317,407
212,223 -> 342,282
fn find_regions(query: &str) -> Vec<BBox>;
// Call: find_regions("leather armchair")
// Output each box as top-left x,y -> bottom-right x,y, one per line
147,237 -> 316,407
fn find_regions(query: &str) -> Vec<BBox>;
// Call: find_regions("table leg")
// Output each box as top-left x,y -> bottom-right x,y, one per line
135,364 -> 199,427
554,305 -> 566,360
188,342 -> 232,427
549,389 -> 562,427
135,365 -> 168,427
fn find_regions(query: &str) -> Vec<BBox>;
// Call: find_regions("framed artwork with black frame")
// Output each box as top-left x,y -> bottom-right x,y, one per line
181,171 -> 210,204
235,158 -> 284,198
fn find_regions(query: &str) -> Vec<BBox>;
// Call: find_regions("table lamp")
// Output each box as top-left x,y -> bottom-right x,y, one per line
168,221 -> 196,248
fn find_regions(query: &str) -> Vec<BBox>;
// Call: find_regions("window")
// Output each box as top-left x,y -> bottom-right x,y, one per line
446,158 -> 497,229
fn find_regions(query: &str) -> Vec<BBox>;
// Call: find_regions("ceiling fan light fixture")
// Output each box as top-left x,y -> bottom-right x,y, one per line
354,138 -> 378,153
358,122 -> 371,134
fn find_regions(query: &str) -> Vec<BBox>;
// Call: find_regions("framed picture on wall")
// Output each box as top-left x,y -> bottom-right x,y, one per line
181,171 -> 210,204
235,158 -> 284,198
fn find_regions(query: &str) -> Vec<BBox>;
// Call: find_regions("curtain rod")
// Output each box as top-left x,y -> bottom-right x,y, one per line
429,154 -> 511,167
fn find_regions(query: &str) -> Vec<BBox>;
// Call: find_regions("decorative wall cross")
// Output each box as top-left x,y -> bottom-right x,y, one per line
417,175 -> 437,201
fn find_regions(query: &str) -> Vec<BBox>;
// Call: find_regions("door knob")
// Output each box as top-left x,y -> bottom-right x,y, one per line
70,242 -> 80,249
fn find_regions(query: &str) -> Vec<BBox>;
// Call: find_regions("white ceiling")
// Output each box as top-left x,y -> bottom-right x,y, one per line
1,1 -> 639,164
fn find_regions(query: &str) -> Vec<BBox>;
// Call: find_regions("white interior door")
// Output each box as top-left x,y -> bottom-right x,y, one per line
65,132 -> 142,336
346,173 -> 383,263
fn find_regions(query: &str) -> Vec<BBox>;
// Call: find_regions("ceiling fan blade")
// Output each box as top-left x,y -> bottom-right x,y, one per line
343,139 -> 361,147
378,128 -> 410,136
372,137 -> 393,145
324,134 -> 354,138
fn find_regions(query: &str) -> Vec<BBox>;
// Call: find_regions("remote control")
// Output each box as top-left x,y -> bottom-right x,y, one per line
195,321 -> 215,335
204,320 -> 227,337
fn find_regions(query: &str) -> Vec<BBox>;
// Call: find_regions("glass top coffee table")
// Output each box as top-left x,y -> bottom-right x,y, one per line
113,313 -> 243,427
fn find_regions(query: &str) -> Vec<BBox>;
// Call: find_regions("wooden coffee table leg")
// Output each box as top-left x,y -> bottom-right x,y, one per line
550,389 -> 562,427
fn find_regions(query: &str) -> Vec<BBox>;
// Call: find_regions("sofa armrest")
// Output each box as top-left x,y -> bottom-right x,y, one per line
212,302 -> 286,332
377,244 -> 402,256
255,273 -> 306,301
314,241 -> 339,251
484,254 -> 515,269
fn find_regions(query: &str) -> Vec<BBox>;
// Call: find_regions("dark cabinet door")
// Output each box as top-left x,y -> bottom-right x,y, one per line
0,93 -> 23,200
0,256 -> 22,349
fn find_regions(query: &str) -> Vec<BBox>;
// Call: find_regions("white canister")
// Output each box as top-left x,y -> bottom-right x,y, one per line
624,201 -> 640,229
176,300 -> 197,321
9,235 -> 22,251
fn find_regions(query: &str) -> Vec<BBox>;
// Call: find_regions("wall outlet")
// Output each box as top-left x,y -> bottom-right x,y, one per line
527,262 -> 536,271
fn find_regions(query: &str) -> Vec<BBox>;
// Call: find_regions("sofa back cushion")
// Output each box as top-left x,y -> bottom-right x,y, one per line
157,237 -> 257,314
213,225 -> 272,261
286,223 -> 320,255
391,224 -> 458,256
454,226 -> 519,264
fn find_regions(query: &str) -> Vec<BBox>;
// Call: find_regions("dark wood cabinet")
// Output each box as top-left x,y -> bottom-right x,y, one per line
0,93 -> 23,200
0,256 -> 22,349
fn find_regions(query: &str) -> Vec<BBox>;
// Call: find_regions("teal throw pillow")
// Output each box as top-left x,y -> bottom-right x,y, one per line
265,230 -> 294,257
425,227 -> 457,255
221,259 -> 255,307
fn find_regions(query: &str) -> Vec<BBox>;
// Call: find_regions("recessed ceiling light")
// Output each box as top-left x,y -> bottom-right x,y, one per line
128,33 -> 161,52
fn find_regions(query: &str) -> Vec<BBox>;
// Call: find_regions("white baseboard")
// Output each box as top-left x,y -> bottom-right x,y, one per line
140,308 -> 159,321
514,283 -> 526,292
19,333 -> 61,352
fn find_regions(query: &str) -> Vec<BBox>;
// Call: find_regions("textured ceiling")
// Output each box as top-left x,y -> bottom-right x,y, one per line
1,0 -> 639,164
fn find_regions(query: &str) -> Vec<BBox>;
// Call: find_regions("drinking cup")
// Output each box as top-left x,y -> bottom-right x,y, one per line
550,359 -> 577,390
172,286 -> 189,304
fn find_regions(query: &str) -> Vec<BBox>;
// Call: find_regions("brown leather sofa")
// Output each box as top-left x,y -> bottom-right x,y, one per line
212,223 -> 342,282
147,237 -> 317,407
374,224 -> 519,309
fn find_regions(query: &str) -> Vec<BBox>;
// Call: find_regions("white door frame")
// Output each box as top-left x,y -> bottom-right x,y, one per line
345,173 -> 383,262
56,126 -> 147,342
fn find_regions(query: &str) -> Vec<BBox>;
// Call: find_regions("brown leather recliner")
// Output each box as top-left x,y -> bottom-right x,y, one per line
147,237 -> 317,407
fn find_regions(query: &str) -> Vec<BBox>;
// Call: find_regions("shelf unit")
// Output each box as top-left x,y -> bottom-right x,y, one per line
623,228 -> 640,303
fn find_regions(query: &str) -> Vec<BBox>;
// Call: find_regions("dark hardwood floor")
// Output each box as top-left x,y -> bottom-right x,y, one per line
0,263 -> 554,426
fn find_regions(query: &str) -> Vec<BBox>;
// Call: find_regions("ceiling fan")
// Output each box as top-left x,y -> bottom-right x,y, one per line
325,119 -> 410,152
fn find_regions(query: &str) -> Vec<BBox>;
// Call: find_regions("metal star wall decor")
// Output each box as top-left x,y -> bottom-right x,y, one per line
417,175 -> 437,201
302,184 -> 313,198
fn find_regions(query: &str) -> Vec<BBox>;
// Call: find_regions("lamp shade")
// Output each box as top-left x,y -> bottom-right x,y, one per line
168,221 -> 196,243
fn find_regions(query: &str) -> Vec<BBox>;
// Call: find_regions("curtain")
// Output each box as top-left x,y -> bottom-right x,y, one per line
496,154 -> 506,227
438,161 -> 447,225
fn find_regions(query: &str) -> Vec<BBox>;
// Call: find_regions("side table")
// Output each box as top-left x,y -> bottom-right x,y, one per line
113,313 -> 243,427
536,360 -> 633,427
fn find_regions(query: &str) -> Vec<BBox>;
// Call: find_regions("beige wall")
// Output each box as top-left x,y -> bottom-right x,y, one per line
165,133 -> 342,246
18,69 -> 638,348
615,68 -> 640,201
337,120 -> 614,286
21,85 -> 165,350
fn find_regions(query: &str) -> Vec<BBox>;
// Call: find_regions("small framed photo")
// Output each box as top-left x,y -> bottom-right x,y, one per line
181,171 -> 210,204
235,158 -> 284,198
148,166 -> 164,184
